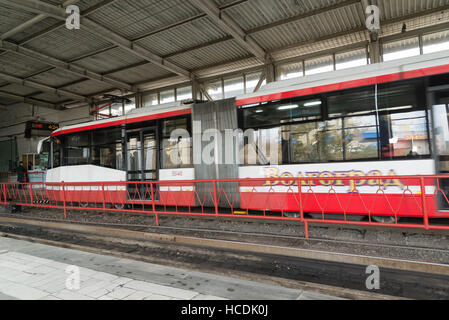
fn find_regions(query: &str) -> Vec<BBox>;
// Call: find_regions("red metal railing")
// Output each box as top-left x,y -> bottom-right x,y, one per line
1,175 -> 449,237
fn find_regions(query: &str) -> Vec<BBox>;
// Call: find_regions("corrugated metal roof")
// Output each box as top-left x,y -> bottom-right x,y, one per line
0,83 -> 39,96
27,68 -> 84,88
250,4 -> 364,52
23,27 -> 113,61
1,0 -> 449,107
74,47 -> 144,74
135,16 -> 229,57
58,79 -> 114,96
108,63 -> 173,84
223,0 -> 350,31
0,2 -> 38,33
0,52 -> 50,77
169,39 -> 251,70
87,0 -> 202,40
30,92 -> 71,103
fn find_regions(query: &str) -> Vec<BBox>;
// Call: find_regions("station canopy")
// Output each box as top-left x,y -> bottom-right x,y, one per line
1,0 -> 449,110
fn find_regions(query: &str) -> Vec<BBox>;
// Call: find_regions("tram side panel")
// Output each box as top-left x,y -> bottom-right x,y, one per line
45,166 -> 127,205
157,169 -> 196,207
238,160 -> 439,218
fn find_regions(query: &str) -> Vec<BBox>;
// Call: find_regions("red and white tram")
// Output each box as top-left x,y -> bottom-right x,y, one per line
39,50 -> 449,221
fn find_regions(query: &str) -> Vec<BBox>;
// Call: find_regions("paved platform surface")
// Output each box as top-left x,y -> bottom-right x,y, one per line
0,236 -> 342,300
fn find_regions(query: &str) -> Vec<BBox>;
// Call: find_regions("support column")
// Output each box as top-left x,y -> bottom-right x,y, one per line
264,58 -> 275,83
191,77 -> 202,101
368,32 -> 382,64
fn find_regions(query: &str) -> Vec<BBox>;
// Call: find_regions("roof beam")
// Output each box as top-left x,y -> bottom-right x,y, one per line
132,0 -> 249,42
0,0 -> 80,40
0,0 -> 191,78
0,41 -> 134,92
26,61 -> 151,99
0,91 -> 59,109
0,72 -> 88,102
166,0 -> 362,60
17,0 -> 119,45
190,0 -> 267,61
81,19 -> 190,78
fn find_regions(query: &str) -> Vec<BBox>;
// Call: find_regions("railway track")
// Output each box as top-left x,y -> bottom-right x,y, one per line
2,208 -> 449,264
0,215 -> 448,299
2,212 -> 449,257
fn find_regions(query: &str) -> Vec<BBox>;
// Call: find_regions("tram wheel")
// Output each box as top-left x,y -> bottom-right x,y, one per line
114,204 -> 125,210
372,216 -> 396,224
80,203 -> 89,208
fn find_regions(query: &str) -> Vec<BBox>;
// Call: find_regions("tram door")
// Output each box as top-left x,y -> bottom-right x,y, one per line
431,90 -> 449,209
126,128 -> 158,200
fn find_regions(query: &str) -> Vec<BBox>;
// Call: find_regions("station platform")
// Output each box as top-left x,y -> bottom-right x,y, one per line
0,236 -> 341,300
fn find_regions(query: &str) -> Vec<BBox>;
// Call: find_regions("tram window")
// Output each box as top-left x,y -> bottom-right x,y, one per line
63,133 -> 89,166
377,83 -> 421,111
287,123 -> 320,163
53,143 -> 61,168
242,128 -> 282,165
241,97 -> 322,128
317,119 -> 344,162
379,111 -> 430,159
161,138 -> 192,169
162,118 -> 188,136
328,87 -> 376,117
160,118 -> 192,169
91,128 -> 122,169
344,115 -> 379,160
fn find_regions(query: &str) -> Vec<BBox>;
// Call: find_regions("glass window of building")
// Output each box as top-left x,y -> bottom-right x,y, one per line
143,93 -> 158,107
423,30 -> 449,54
176,86 -> 193,101
110,102 -> 123,117
276,62 -> 303,80
383,37 -> 420,62
336,49 -> 367,70
245,72 -> 266,93
205,80 -> 223,100
224,76 -> 244,99
160,89 -> 175,104
305,55 -> 334,76
124,97 -> 136,114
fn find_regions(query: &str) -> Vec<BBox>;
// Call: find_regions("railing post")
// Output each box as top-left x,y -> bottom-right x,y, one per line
101,182 -> 106,210
304,221 -> 309,239
2,184 -> 6,205
213,181 -> 219,215
29,182 -> 34,206
150,182 -> 158,226
61,181 -> 67,219
298,178 -> 304,222
420,177 -> 430,230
